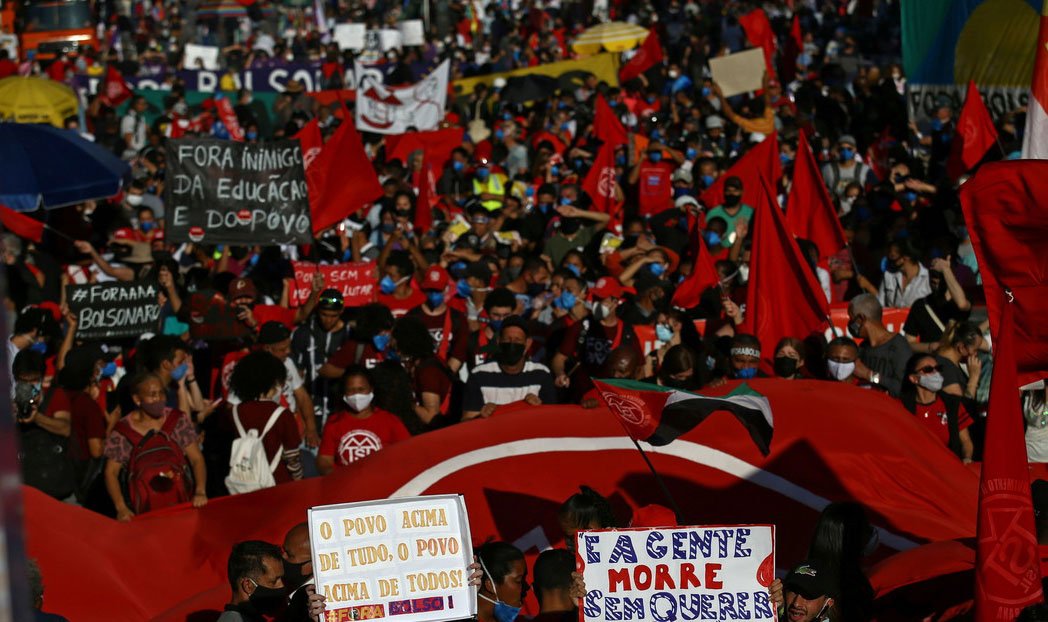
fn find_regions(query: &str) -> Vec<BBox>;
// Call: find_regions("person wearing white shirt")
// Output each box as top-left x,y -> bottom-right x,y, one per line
878,242 -> 931,309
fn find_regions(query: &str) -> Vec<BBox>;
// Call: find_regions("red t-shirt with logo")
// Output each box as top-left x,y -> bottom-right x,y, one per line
378,288 -> 426,318
406,305 -> 469,363
326,338 -> 386,370
318,407 -> 410,467
913,397 -> 973,446
637,161 -> 674,217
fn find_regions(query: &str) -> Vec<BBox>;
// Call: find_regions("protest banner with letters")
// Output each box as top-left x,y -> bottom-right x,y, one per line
356,60 -> 450,134
577,525 -> 775,622
453,53 -> 620,96
291,261 -> 377,307
309,494 -> 475,622
165,138 -> 312,245
66,282 -> 160,340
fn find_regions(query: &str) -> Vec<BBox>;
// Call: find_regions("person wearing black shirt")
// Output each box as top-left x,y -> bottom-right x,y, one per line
904,256 -> 971,353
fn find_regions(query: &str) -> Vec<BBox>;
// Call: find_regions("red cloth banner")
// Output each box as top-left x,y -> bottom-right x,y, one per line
290,261 -> 377,307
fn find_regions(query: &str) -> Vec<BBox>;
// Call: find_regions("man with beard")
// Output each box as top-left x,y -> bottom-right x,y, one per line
219,541 -> 287,621
903,256 -> 971,353
463,315 -> 555,419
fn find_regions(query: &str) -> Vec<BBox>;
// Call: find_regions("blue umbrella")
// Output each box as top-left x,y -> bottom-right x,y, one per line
0,123 -> 130,212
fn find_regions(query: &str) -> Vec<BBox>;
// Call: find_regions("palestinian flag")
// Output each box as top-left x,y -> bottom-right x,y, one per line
593,379 -> 774,455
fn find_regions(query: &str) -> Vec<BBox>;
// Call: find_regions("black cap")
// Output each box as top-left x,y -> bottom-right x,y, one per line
499,315 -> 528,336
257,321 -> 291,345
784,559 -> 838,600
317,288 -> 344,311
724,175 -> 743,190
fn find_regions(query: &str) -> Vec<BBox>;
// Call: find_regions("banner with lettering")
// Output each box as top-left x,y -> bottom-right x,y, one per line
355,60 -> 450,134
577,525 -> 775,622
164,138 -> 312,245
308,495 -> 475,622
66,282 -> 160,340
291,261 -> 377,307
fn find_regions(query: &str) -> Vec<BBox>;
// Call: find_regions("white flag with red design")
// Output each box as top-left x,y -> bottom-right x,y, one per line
1023,1 -> 1048,158
354,60 -> 449,134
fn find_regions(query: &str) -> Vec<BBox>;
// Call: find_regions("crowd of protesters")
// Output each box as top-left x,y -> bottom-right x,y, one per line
8,0 -> 1048,619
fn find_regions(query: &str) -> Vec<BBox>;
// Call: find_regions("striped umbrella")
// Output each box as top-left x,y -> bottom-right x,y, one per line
571,21 -> 650,54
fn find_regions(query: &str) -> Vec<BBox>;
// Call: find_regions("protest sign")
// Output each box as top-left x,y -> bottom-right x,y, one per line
291,261 -> 377,307
184,43 -> 220,70
356,60 -> 450,134
577,525 -> 775,622
399,20 -> 425,46
309,495 -> 475,622
186,291 -> 253,341
709,49 -> 766,98
335,24 -> 367,50
165,138 -> 312,245
66,281 -> 160,340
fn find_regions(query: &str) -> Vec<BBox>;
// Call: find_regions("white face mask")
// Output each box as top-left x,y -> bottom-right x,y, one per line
344,392 -> 374,412
918,372 -> 944,393
126,194 -> 144,206
827,360 -> 855,381
737,263 -> 750,284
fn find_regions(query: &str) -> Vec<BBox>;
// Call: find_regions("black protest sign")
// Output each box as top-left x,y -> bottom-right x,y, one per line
165,138 -> 313,245
186,291 -> 253,341
67,281 -> 161,340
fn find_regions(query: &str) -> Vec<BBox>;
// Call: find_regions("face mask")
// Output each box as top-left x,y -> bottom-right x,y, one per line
526,282 -> 547,296
565,263 -> 582,278
686,148 -> 697,160
246,131 -> 258,141
425,291 -> 445,309
827,360 -> 855,381
704,231 -> 722,247
457,280 -> 472,298
616,154 -> 627,166
593,301 -> 613,322
931,118 -> 943,131
372,333 -> 391,352
101,361 -> 117,378
734,367 -> 758,380
126,194 -> 144,206
839,147 -> 854,161
650,263 -> 668,278
504,266 -> 523,281
885,259 -> 901,274
170,362 -> 189,382
488,318 -> 504,332
559,218 -> 581,235
773,356 -> 798,378
29,341 -> 48,354
701,174 -> 715,186
479,559 -> 523,622
648,152 -> 662,163
673,187 -> 690,199
723,194 -> 741,207
379,275 -> 401,295
656,324 -> 673,342
381,222 -> 396,234
537,202 -> 552,214
476,168 -> 490,181
918,372 -> 944,393
494,129 -> 504,141
452,160 -> 465,172
737,263 -> 750,284
283,559 -> 309,591
550,165 -> 560,176
701,87 -> 711,97
344,392 -> 374,412
903,191 -> 919,203
496,342 -> 526,367
140,400 -> 166,418
247,579 -> 287,614
554,291 -> 576,309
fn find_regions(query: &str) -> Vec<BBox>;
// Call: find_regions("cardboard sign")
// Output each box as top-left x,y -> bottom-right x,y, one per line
399,20 -> 425,46
355,60 -> 449,134
186,291 -> 253,341
577,525 -> 775,622
291,261 -> 377,307
709,49 -> 766,98
335,23 -> 367,51
165,138 -> 312,245
309,495 -> 475,622
66,282 -> 160,340
184,43 -> 220,70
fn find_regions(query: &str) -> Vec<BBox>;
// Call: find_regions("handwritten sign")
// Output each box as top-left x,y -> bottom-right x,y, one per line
709,49 -> 766,98
291,261 -> 377,307
164,138 -> 312,245
309,495 -> 475,622
66,282 -> 160,340
577,525 -> 775,622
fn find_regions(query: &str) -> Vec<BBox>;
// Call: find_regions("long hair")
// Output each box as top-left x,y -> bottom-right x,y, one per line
808,502 -> 875,622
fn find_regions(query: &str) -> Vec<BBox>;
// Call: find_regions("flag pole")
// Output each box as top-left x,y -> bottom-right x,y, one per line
42,223 -> 77,244
626,436 -> 685,523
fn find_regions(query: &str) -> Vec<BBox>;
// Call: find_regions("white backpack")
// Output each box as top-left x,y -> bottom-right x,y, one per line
224,405 -> 285,495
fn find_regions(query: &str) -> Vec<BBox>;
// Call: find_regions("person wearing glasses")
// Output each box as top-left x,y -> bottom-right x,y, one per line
900,353 -> 974,463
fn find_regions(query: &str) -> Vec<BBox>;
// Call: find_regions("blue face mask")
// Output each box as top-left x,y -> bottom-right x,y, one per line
457,280 -> 472,298
903,191 -> 919,203
450,261 -> 468,277
171,362 -> 189,382
140,221 -> 155,233
101,361 -> 117,378
488,318 -> 503,332
554,291 -> 576,309
380,275 -> 398,295
656,324 -> 674,342
492,601 -> 522,622
648,152 -> 662,163
525,186 -> 534,198
686,148 -> 697,160
494,129 -> 504,140
673,187 -> 690,199
649,263 -> 666,277
476,168 -> 490,181
550,165 -> 560,176
425,291 -> 445,309
704,231 -> 722,247
701,87 -> 711,97
381,223 -> 396,234
537,202 -> 552,213
735,367 -> 758,380
372,333 -> 391,352
615,154 -> 627,166
565,263 -> 582,278
246,131 -> 258,140
701,174 -> 715,187
780,154 -> 792,166
931,118 -> 943,131
29,341 -> 47,354
840,148 -> 854,161
503,112 -> 512,121
452,160 -> 465,172
560,197 -> 572,206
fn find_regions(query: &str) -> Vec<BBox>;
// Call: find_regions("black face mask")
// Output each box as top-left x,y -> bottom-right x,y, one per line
773,356 -> 798,378
247,581 -> 287,614
663,376 -> 695,391
496,342 -> 526,367
723,193 -> 742,207
283,559 -> 309,591
111,244 -> 132,260
526,282 -> 546,296
559,218 -> 581,234
885,259 -> 901,273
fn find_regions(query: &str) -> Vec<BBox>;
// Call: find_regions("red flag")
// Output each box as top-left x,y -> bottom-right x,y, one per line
619,29 -> 664,83
414,158 -> 436,234
742,174 -> 828,372
738,9 -> 777,77
670,223 -> 720,309
294,118 -> 323,171
790,14 -> 803,50
98,66 -> 132,108
582,141 -> 621,228
213,95 -> 244,141
594,94 -> 627,146
307,119 -> 383,234
0,204 -> 44,243
387,127 -> 465,174
699,133 -> 781,210
975,299 -> 1044,620
785,130 -> 846,259
959,161 -> 1048,386
947,81 -> 998,179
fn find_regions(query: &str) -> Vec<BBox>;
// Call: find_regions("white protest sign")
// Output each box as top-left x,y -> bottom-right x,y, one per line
379,29 -> 403,51
355,60 -> 449,134
709,48 -> 766,98
578,525 -> 776,622
399,20 -> 425,46
184,43 -> 220,71
334,23 -> 366,50
309,495 -> 475,622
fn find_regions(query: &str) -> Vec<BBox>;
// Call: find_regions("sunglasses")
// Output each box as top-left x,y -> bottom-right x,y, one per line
917,365 -> 942,374
318,296 -> 343,306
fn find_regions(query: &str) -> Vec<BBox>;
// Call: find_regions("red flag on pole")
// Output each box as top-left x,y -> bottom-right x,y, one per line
0,205 -> 44,243
670,223 -> 720,310
790,14 -> 803,50
594,94 -> 628,146
785,130 -> 846,259
294,118 -> 323,171
947,81 -> 998,179
699,134 -> 781,210
307,119 -> 383,235
582,141 -> 622,229
414,158 -> 437,234
619,29 -> 664,83
742,173 -> 828,372
959,161 -> 1048,386
974,299 -> 1044,621
213,95 -> 244,142
98,66 -> 132,108
738,9 -> 777,77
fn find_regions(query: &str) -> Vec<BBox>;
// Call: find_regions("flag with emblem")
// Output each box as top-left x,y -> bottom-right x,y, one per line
592,378 -> 773,455
583,140 -> 622,229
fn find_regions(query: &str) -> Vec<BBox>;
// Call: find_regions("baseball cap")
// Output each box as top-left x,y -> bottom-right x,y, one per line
228,277 -> 258,301
672,168 -> 693,184
590,276 -> 635,299
317,288 -> 344,311
724,176 -> 743,190
112,227 -> 136,241
675,195 -> 700,210
257,321 -> 291,345
423,265 -> 450,291
705,115 -> 725,130
784,560 -> 838,600
838,134 -> 857,147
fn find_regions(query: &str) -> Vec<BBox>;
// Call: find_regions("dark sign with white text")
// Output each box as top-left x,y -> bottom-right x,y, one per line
67,282 -> 160,340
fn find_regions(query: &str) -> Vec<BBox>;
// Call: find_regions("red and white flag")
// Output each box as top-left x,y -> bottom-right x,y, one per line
582,141 -> 622,229
98,66 -> 132,108
1023,0 -> 1048,158
213,95 -> 244,142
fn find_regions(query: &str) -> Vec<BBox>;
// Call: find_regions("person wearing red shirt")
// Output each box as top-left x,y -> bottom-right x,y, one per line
0,50 -> 17,79
51,346 -> 108,466
407,265 -> 469,374
391,316 -> 453,427
376,251 -> 425,318
629,144 -> 679,218
317,367 -> 409,473
228,276 -> 323,331
901,354 -> 974,463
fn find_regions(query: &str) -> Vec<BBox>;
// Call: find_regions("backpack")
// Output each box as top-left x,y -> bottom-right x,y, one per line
224,404 -> 285,495
115,413 -> 192,514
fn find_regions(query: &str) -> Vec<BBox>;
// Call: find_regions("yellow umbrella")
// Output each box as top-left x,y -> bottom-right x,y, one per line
0,76 -> 79,128
572,22 -> 651,55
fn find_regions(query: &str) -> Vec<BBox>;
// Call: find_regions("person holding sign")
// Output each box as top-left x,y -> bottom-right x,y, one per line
317,366 -> 409,473
776,560 -> 839,622
476,541 -> 529,622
